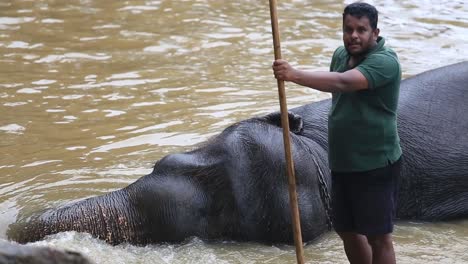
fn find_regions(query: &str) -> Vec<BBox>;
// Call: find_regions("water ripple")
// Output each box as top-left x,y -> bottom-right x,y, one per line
35,53 -> 111,63
0,16 -> 35,25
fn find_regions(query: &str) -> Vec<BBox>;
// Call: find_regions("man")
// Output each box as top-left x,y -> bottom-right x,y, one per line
272,2 -> 402,264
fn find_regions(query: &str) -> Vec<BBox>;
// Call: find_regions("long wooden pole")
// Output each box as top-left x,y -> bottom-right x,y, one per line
268,1 -> 305,263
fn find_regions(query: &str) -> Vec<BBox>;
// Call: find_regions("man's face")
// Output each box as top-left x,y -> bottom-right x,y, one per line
342,14 -> 379,57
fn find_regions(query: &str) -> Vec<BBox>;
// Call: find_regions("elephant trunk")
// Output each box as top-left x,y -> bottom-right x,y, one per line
9,190 -> 148,245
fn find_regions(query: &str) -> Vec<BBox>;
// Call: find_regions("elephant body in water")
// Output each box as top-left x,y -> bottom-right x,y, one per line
8,62 -> 468,245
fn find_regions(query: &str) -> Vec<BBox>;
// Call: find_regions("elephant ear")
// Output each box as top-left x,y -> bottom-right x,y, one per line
263,111 -> 304,135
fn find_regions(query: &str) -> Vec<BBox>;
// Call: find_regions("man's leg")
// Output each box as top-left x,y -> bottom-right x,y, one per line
352,158 -> 401,264
332,172 -> 372,263
338,232 -> 372,264
367,233 -> 396,264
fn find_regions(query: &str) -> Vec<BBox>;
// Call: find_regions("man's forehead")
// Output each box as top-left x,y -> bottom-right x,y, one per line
343,15 -> 372,27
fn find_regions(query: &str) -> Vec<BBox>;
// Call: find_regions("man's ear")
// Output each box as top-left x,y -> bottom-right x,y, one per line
373,28 -> 380,40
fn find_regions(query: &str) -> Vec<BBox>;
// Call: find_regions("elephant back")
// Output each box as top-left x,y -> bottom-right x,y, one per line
397,61 -> 468,220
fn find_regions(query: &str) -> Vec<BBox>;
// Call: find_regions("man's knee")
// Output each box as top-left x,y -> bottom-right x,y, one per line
338,232 -> 367,243
366,234 -> 393,248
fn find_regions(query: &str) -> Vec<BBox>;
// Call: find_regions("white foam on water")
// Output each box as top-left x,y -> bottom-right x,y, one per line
0,124 -> 25,134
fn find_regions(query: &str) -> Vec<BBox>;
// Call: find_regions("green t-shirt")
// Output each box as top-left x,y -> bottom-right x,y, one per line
328,37 -> 402,172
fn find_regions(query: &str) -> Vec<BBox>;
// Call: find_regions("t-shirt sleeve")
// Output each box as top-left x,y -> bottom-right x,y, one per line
356,54 -> 400,90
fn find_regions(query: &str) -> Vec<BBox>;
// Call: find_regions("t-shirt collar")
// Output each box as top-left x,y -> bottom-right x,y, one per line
367,36 -> 385,57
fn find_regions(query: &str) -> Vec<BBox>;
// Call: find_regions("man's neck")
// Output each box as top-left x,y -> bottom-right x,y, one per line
348,56 -> 364,69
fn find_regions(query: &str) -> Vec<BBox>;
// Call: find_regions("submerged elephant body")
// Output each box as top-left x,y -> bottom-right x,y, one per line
8,62 -> 468,245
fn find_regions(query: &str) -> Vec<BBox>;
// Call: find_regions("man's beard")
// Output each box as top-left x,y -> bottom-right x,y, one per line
345,45 -> 368,57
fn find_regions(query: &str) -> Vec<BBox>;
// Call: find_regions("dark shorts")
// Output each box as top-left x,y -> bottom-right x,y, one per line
331,157 -> 402,236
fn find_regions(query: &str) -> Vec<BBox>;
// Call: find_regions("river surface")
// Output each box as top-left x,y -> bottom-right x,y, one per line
1,0 -> 467,263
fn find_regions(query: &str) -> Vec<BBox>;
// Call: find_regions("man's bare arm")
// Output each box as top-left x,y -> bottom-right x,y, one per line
272,59 -> 369,93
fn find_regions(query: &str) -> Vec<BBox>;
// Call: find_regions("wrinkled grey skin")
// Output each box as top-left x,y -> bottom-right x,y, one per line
8,62 -> 468,246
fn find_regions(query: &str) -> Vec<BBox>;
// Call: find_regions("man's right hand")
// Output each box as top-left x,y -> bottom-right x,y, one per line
272,59 -> 297,82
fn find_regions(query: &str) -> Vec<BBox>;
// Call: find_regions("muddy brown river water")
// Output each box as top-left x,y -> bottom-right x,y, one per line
1,0 -> 467,263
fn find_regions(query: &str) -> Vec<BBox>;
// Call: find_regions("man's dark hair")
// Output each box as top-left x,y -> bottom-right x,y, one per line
343,2 -> 379,30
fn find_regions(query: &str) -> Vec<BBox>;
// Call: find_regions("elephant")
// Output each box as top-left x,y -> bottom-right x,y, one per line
7,61 -> 468,246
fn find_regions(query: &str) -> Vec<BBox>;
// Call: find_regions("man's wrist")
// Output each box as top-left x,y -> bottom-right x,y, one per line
290,68 -> 301,83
